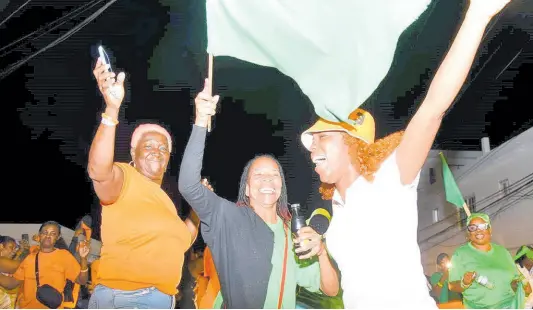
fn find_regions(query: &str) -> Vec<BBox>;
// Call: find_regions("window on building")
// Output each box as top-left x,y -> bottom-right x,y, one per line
499,179 -> 510,196
432,208 -> 439,223
466,195 -> 477,211
429,168 -> 436,185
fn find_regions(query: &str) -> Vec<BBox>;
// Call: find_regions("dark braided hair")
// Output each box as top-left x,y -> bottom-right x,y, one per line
236,154 -> 291,225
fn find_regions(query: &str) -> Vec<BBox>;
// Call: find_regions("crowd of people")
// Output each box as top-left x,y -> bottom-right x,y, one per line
1,0 -> 531,309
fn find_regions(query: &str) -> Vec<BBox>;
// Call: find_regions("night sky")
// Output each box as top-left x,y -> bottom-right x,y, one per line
2,0 -> 531,241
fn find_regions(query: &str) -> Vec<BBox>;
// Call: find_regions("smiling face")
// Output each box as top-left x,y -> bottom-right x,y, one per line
245,156 -> 282,209
467,217 -> 492,246
131,131 -> 170,181
310,131 -> 356,185
0,240 -> 16,258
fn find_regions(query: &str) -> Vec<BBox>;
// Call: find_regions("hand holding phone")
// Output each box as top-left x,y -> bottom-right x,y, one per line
94,44 -> 125,105
98,45 -> 113,72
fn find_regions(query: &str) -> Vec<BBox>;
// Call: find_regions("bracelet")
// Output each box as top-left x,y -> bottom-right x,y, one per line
101,113 -> 119,126
80,268 -> 89,273
460,278 -> 471,290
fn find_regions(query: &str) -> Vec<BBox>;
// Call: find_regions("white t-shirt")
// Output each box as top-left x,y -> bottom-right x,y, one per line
325,151 -> 437,309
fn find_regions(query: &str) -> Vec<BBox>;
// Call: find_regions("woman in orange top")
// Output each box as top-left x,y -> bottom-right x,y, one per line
194,247 -> 221,309
87,58 -> 199,308
0,221 -> 89,309
0,236 -> 18,309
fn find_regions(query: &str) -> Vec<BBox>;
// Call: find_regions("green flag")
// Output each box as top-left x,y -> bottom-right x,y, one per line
206,0 -> 431,122
440,152 -> 465,208
510,281 -> 526,309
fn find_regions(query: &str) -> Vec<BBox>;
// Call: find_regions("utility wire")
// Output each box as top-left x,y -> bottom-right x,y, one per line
0,0 -> 32,28
0,0 -> 106,58
0,0 -> 118,80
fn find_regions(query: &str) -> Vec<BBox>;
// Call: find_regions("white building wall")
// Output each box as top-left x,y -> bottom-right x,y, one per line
417,128 -> 533,275
0,223 -> 101,262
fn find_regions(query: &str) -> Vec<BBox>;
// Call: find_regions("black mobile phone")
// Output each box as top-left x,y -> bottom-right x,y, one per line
21,233 -> 29,242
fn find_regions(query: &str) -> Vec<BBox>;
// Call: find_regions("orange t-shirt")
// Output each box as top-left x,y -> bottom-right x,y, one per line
197,247 -> 221,309
13,249 -> 80,309
97,163 -> 192,295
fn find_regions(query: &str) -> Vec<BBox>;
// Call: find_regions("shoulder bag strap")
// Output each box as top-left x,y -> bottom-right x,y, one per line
34,252 -> 40,287
277,224 -> 289,309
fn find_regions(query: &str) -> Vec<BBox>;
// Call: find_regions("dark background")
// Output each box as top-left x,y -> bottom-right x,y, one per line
1,0 -> 531,243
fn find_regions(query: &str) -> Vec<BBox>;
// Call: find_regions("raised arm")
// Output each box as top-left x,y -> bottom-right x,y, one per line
397,0 -> 512,185
178,80 -> 223,228
0,256 -> 21,274
0,258 -> 26,290
0,274 -> 21,290
74,242 -> 90,285
87,58 -> 126,205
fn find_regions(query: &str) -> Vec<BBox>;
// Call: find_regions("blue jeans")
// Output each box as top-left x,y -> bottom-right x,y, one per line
89,284 -> 175,309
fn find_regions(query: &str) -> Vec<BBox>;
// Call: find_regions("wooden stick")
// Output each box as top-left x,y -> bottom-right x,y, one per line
462,202 -> 471,218
207,54 -> 214,132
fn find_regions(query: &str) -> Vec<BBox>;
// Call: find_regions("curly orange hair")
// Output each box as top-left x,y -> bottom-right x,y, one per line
319,131 -> 404,200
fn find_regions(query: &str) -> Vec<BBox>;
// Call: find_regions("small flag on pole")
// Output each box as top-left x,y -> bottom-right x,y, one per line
439,152 -> 471,217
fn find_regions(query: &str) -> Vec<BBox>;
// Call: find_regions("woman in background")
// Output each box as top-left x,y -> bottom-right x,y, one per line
515,245 -> 533,309
0,221 -> 89,309
449,213 -> 531,308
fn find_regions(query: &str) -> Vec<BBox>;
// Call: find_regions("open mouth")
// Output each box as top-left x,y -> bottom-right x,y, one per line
475,233 -> 485,240
312,155 -> 326,166
259,188 -> 275,194
146,156 -> 163,162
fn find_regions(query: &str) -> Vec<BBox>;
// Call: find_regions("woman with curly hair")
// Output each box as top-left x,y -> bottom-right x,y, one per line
299,0 -> 513,308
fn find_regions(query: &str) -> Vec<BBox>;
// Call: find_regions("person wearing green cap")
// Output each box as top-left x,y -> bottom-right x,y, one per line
448,213 -> 531,308
515,245 -> 533,308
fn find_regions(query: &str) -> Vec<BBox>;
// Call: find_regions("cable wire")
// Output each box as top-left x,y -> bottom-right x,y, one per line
0,0 -> 32,28
0,0 -> 106,57
0,0 -> 118,80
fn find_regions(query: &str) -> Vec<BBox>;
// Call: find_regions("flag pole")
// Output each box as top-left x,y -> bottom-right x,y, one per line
462,202 -> 471,217
207,54 -> 214,132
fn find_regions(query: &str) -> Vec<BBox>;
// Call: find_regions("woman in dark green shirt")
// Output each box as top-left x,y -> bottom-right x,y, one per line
430,253 -> 461,304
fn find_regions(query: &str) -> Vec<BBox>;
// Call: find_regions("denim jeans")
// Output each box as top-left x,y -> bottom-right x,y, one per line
89,284 -> 174,309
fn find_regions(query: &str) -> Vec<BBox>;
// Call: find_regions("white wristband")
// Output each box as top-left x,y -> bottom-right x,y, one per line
101,117 -> 117,127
